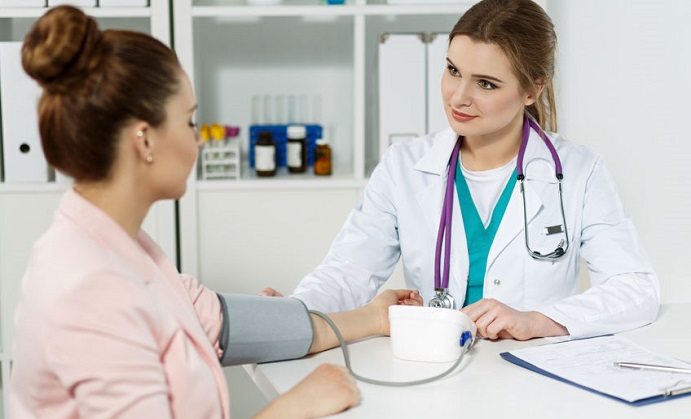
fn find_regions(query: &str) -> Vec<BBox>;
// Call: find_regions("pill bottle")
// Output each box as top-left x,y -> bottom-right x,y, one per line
255,131 -> 276,177
314,137 -> 332,176
287,125 -> 307,173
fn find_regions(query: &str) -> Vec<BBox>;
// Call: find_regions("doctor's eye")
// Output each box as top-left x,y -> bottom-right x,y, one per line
446,64 -> 461,77
478,79 -> 497,90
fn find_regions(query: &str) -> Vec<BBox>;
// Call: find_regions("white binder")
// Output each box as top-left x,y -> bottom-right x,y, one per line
46,0 -> 96,6
0,0 -> 45,6
98,0 -> 149,6
378,34 -> 426,159
0,42 -> 49,183
427,33 -> 450,135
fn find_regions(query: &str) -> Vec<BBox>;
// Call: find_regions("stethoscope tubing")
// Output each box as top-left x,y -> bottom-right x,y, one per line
434,139 -> 462,290
434,114 -> 568,295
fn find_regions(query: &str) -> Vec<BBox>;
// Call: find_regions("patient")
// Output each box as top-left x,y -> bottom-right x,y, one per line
9,6 -> 417,418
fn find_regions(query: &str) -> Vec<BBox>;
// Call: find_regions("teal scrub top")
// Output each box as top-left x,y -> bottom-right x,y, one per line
455,159 -> 517,307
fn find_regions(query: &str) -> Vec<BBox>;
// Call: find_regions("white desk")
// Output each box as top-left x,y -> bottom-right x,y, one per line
243,303 -> 691,418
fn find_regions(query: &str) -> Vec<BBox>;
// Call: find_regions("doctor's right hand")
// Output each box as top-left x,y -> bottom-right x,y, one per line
259,287 -> 284,297
256,363 -> 360,418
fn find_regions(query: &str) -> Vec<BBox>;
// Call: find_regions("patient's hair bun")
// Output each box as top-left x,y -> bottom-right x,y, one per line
22,5 -> 104,94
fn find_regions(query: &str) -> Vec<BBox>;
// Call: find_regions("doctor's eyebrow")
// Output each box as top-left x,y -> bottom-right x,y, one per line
445,58 -> 505,85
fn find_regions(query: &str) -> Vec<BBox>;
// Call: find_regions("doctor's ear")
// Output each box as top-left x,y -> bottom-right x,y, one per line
525,78 -> 546,106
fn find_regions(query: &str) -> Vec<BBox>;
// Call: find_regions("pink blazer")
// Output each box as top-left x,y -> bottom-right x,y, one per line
10,189 -> 230,418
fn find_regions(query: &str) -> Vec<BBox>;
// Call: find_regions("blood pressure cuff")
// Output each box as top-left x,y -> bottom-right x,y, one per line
216,293 -> 315,366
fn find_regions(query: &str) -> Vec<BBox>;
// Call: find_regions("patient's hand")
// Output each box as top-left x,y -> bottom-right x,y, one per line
260,287 -> 284,297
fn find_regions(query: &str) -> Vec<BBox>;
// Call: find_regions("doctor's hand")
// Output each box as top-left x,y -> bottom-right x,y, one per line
259,287 -> 284,297
256,363 -> 359,418
367,289 -> 423,335
461,298 -> 568,340
399,289 -> 423,306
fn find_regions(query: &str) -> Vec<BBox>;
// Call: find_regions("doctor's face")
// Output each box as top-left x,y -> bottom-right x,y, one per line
441,35 -> 535,140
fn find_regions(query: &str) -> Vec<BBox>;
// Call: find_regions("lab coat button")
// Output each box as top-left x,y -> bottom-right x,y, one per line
493,279 -> 501,286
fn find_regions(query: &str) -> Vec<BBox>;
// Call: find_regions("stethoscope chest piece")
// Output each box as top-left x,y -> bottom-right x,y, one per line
428,288 -> 456,309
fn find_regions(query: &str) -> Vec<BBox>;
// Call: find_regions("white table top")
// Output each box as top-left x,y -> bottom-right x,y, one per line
243,303 -> 691,418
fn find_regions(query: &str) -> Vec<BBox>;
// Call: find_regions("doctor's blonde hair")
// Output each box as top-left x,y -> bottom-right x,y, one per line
451,0 -> 558,132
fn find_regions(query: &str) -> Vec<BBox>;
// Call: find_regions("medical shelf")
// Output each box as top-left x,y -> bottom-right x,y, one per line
171,0 -> 474,282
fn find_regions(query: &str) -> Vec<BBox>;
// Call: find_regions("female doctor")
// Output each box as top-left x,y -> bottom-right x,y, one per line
266,0 -> 660,340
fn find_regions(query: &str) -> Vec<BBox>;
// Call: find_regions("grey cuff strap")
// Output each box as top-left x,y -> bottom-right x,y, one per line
216,293 -> 315,366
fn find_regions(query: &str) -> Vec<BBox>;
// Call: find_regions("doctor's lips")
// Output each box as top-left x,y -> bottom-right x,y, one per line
451,110 -> 477,122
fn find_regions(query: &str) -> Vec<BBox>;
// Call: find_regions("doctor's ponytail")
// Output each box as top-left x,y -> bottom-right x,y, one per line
450,0 -> 558,132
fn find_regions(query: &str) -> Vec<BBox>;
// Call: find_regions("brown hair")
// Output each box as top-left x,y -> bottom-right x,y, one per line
22,5 -> 182,181
450,0 -> 558,131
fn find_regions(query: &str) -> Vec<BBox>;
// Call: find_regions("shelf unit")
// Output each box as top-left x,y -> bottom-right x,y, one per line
173,1 -> 468,288
0,3 -> 170,417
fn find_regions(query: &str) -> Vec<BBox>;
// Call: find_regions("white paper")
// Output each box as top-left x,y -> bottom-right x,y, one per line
508,335 -> 691,402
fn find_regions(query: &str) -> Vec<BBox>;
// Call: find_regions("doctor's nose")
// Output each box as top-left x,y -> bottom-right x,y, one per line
450,79 -> 472,107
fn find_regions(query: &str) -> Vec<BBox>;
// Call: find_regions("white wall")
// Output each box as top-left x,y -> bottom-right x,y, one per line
549,0 -> 691,303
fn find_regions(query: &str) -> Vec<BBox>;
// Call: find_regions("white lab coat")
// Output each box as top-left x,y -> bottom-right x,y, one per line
293,127 -> 660,338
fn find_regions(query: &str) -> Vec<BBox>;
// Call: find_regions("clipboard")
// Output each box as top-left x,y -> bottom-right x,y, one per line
500,335 -> 691,406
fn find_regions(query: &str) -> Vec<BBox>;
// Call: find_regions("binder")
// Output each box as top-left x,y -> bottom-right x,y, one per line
98,0 -> 149,6
500,335 -> 691,406
0,42 -> 49,183
427,33 -> 450,135
378,33 -> 426,159
46,0 -> 96,6
0,0 -> 45,5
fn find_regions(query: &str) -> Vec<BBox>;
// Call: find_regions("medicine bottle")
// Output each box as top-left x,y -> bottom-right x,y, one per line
287,125 -> 307,173
314,137 -> 332,176
255,131 -> 276,177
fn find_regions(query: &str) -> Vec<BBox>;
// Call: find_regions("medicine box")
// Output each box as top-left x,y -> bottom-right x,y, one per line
387,0 -> 464,3
249,124 -> 322,168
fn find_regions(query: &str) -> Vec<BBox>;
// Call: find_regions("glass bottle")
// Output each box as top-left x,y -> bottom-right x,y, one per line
287,125 -> 307,173
314,138 -> 332,176
255,131 -> 276,177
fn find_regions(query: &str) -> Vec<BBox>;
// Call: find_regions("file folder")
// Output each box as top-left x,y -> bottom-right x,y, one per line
0,42 -> 49,183
378,33 -> 426,159
501,335 -> 691,406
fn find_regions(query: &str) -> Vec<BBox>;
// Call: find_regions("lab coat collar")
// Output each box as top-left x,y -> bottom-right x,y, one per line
413,128 -> 460,175
58,188 -> 231,417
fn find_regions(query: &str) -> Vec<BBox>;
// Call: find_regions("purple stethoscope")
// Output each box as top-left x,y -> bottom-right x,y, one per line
429,114 -> 569,309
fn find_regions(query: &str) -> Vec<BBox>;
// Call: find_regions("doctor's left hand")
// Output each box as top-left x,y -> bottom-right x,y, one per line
367,289 -> 422,335
461,298 -> 568,340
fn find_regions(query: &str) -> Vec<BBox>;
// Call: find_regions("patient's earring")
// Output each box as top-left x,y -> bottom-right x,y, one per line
137,130 -> 152,163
